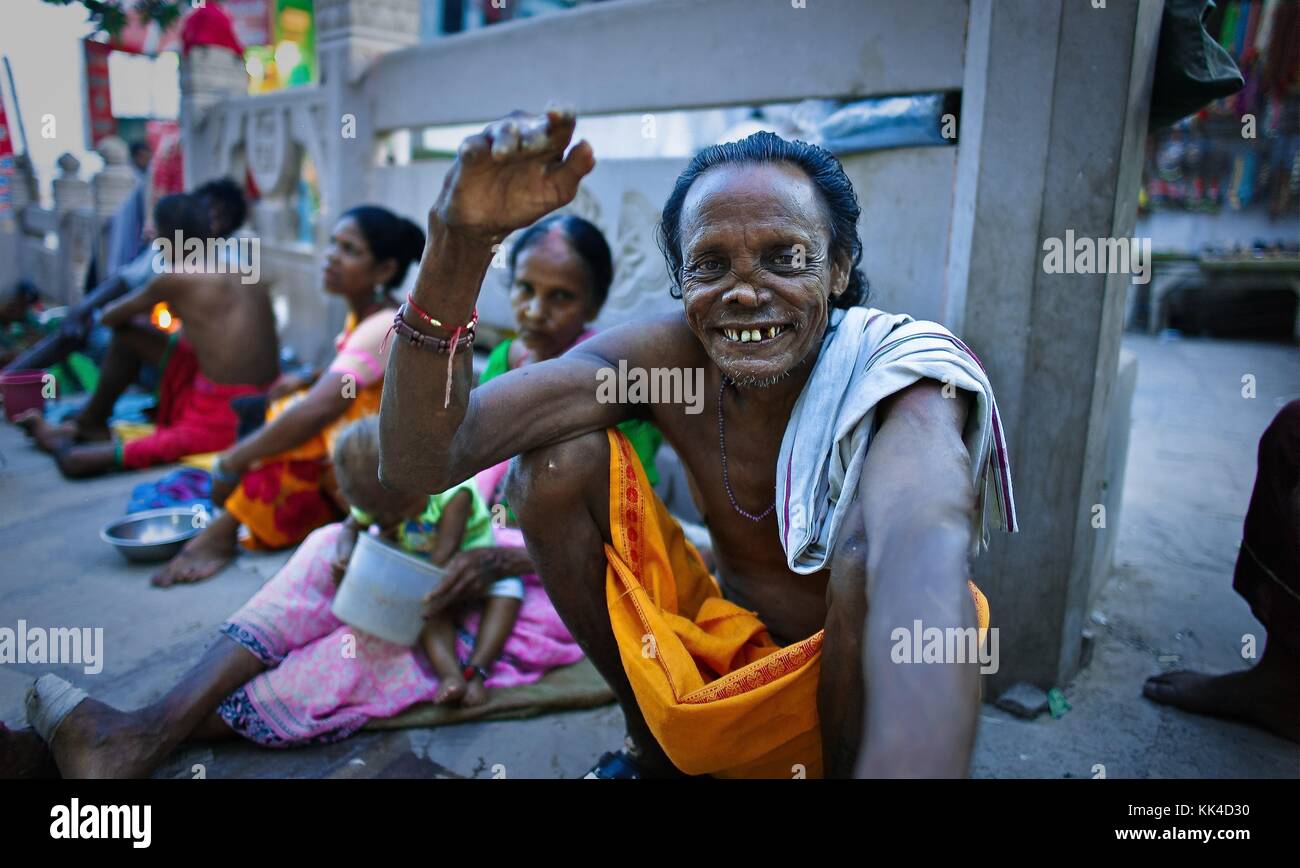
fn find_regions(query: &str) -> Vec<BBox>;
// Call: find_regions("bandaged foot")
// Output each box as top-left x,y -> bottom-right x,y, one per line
24,675 -> 164,778
25,675 -> 88,745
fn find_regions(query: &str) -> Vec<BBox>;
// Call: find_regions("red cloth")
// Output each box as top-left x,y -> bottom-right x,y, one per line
120,338 -> 265,469
149,129 -> 185,201
181,3 -> 245,57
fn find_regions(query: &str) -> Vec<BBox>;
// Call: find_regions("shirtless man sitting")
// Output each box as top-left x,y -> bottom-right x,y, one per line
378,109 -> 1014,778
19,193 -> 279,478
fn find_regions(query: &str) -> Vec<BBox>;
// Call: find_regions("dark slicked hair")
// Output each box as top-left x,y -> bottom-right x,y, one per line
342,205 -> 426,290
508,214 -> 614,312
153,193 -> 209,242
193,177 -> 248,238
657,131 -> 868,309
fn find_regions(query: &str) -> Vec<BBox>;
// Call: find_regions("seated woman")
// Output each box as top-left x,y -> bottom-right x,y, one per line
152,205 -> 425,587
444,215 -> 665,622
478,214 -> 662,491
7,418 -> 582,776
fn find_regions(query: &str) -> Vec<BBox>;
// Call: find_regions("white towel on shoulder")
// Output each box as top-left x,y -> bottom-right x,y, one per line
776,306 -> 1017,574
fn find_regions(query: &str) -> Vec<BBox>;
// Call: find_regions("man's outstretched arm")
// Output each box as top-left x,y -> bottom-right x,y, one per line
380,108 -> 607,494
856,379 -> 980,777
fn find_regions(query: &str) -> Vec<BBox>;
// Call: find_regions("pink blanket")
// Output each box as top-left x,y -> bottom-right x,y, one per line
217,509 -> 582,747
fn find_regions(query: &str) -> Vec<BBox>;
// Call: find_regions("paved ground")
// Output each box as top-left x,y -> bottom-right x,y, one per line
972,334 -> 1298,778
1,333 -> 1297,778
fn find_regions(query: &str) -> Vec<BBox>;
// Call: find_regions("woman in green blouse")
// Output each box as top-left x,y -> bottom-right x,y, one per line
478,214 -> 662,483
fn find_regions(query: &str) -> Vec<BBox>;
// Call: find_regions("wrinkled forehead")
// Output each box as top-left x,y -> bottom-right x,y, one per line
679,162 -> 828,249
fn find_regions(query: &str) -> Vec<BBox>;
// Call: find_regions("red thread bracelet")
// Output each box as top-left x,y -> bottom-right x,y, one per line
406,293 -> 478,332
405,292 -> 443,328
443,306 -> 479,409
391,299 -> 479,409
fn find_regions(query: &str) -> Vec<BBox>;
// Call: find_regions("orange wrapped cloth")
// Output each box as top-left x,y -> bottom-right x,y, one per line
602,428 -> 988,778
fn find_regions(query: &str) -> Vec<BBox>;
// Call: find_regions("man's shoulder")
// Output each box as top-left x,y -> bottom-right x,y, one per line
568,312 -> 700,366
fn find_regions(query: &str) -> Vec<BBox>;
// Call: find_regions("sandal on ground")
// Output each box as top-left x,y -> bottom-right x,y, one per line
583,749 -> 644,779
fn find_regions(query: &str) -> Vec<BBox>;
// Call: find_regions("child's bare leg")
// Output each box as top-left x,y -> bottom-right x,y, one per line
422,614 -> 467,705
462,595 -> 523,707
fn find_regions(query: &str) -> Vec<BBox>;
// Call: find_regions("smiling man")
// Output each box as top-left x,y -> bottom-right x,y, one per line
380,109 -> 1016,778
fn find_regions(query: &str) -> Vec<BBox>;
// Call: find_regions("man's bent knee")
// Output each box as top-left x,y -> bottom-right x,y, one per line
506,429 -> 611,521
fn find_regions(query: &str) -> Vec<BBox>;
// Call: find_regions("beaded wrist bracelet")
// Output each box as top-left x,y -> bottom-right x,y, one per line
391,309 -> 476,352
391,304 -> 478,409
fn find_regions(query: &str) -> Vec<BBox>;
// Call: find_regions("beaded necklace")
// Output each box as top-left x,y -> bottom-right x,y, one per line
716,378 -> 775,521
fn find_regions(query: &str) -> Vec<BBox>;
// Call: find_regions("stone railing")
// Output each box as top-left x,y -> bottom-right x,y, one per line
3,142 -> 139,308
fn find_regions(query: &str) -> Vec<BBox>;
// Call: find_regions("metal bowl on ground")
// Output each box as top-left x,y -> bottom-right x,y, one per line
100,507 -> 202,563
332,531 -> 445,646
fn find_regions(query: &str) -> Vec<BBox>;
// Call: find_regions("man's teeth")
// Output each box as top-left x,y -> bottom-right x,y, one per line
723,326 -> 785,343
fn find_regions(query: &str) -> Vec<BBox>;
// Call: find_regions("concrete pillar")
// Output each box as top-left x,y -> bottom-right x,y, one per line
179,44 -> 249,189
90,138 -> 134,219
51,153 -> 91,213
52,152 -> 94,304
6,155 -> 39,299
944,0 -> 1164,690
9,153 -> 38,212
0,167 -> 20,296
87,136 -> 139,295
315,0 -> 421,235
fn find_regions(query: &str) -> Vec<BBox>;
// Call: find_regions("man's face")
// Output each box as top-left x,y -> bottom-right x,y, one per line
677,162 -> 846,388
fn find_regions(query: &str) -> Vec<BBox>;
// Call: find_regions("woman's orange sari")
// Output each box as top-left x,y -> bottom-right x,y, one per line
225,309 -> 391,550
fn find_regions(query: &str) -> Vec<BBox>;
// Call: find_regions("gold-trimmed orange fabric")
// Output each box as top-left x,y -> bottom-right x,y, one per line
604,428 -> 822,777
603,428 -> 989,779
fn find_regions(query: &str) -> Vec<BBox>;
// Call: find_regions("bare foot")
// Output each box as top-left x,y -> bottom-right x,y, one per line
15,411 -> 74,454
70,418 -> 112,443
462,677 -> 489,708
0,723 -> 59,778
434,676 -> 466,706
42,697 -> 169,778
1144,666 -> 1300,743
152,515 -> 238,587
